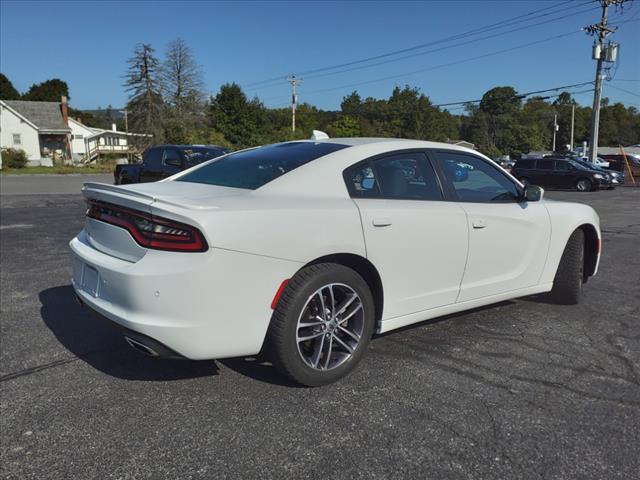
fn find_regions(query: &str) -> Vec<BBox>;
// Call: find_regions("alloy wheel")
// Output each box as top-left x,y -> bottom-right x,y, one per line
296,283 -> 365,371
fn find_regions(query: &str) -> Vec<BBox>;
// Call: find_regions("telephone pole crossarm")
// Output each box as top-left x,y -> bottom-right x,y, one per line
585,0 -> 629,162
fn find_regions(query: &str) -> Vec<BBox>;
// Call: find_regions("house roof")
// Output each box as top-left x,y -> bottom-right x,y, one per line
2,100 -> 71,134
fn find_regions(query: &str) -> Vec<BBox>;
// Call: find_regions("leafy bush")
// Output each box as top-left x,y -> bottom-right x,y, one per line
2,148 -> 28,168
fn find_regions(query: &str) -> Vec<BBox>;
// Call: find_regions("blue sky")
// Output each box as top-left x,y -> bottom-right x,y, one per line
1,0 -> 638,111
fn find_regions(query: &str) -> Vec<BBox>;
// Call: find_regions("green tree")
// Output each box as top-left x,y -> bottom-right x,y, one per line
208,83 -> 267,148
0,73 -> 20,99
22,78 -> 70,102
328,115 -> 360,137
161,38 -> 205,143
123,43 -> 165,146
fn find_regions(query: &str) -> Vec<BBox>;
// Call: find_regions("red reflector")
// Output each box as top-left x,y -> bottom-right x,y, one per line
271,280 -> 290,310
86,200 -> 208,252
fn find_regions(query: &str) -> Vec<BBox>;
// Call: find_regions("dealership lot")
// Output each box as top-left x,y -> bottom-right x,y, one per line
1,176 -> 639,479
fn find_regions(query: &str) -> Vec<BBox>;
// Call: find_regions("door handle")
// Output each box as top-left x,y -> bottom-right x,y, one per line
472,219 -> 487,229
372,217 -> 392,227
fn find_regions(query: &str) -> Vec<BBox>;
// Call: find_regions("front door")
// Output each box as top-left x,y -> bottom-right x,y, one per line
346,151 -> 469,320
432,150 -> 551,302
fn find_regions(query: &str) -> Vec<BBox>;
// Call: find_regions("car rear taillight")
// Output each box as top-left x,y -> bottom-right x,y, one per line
87,200 -> 208,252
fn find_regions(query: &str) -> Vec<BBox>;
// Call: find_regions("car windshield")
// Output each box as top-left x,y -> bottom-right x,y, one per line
574,160 -> 601,171
176,142 -> 349,189
569,160 -> 590,171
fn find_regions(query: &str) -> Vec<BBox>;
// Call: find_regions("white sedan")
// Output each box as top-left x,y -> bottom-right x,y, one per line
70,138 -> 601,386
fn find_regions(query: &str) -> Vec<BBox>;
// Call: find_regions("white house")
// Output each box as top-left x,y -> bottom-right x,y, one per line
68,118 -> 150,162
0,98 -> 72,166
1,97 -> 151,166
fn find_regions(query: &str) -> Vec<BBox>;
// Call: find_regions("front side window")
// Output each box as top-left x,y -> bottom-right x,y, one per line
345,152 -> 442,200
436,151 -> 521,203
556,161 -> 570,171
177,142 -> 349,190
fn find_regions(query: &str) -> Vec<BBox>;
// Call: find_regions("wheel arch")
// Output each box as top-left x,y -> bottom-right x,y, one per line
578,223 -> 599,279
302,253 -> 384,329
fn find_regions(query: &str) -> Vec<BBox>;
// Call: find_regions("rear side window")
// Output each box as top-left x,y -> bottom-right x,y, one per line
180,147 -> 226,165
345,152 -> 443,201
177,142 -> 349,190
144,148 -> 162,168
516,159 -> 535,169
538,160 -> 554,170
163,148 -> 182,165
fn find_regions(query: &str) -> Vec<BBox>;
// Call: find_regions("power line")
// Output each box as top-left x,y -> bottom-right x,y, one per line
242,0 -> 593,89
264,30 -> 584,103
432,84 -> 595,108
260,15 -> 638,105
297,3 -> 600,83
606,84 -> 640,98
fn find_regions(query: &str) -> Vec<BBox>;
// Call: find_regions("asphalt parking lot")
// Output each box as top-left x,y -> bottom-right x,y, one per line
1,175 -> 639,480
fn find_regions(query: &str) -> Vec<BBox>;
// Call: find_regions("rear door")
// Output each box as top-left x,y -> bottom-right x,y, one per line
347,151 -> 469,320
536,159 -> 557,188
554,160 -> 575,189
139,147 -> 163,182
432,150 -> 551,302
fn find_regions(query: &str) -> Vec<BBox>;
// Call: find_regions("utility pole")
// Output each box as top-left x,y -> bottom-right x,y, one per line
570,103 -> 575,152
585,0 -> 626,162
287,75 -> 302,133
552,114 -> 558,152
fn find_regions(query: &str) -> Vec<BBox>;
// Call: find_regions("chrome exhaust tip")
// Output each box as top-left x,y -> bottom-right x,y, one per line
124,336 -> 159,357
74,293 -> 84,307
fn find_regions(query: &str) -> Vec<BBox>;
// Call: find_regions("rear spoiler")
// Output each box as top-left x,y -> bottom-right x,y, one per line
82,182 -> 156,213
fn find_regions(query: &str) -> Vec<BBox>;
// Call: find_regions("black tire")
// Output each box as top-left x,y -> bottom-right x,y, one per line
551,229 -> 584,305
519,177 -> 531,187
267,263 -> 375,386
576,178 -> 592,192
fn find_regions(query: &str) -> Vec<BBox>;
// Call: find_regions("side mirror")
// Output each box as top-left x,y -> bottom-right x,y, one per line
523,185 -> 544,202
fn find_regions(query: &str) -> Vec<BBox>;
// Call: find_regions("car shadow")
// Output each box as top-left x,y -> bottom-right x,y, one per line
219,357 -> 303,388
518,293 -> 565,305
39,286 -> 219,381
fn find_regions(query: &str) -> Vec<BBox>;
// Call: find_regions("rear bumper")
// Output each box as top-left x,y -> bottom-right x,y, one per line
70,230 -> 301,360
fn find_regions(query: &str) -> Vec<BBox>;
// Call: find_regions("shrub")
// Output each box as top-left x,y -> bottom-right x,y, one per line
2,148 -> 28,168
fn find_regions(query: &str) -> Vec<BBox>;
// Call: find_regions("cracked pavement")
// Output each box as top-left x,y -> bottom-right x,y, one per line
1,176 -> 639,479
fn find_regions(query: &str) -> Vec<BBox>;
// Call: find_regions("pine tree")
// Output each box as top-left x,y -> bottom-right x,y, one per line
123,43 -> 164,146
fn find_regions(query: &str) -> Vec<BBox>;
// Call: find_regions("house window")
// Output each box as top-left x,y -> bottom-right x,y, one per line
74,134 -> 83,140
12,134 -> 21,145
114,137 -> 120,146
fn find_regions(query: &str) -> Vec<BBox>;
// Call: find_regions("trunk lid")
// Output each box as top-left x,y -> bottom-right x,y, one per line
81,181 -> 249,262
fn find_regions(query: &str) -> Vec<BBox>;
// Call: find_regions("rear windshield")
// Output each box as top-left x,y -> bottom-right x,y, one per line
176,142 -> 349,189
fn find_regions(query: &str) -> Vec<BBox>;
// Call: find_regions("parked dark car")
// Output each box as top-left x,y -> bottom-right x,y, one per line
599,153 -> 640,179
114,145 -> 228,185
512,157 -> 611,192
572,159 -> 624,187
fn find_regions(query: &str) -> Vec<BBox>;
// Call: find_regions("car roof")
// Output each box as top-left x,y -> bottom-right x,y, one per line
256,137 -> 497,197
302,137 -> 468,149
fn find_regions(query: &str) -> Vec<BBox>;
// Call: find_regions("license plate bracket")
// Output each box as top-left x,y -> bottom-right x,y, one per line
82,265 -> 99,297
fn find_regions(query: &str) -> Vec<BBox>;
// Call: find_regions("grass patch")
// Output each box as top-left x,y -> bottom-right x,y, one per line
1,165 -> 115,175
